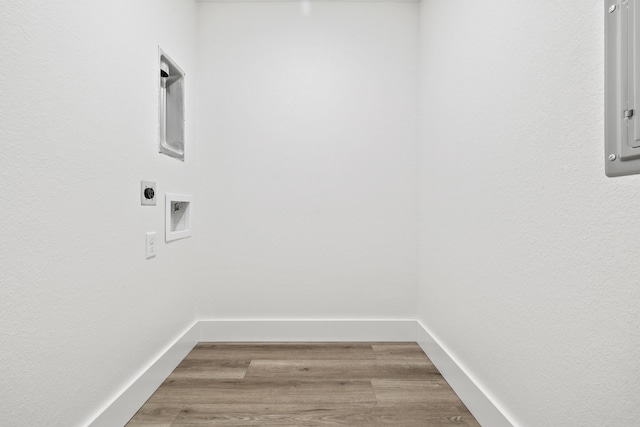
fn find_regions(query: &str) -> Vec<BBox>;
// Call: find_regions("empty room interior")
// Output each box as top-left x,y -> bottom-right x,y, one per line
1,0 -> 638,426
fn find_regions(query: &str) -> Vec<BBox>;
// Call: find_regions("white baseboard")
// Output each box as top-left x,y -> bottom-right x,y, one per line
86,321 -> 199,427
199,319 -> 417,342
416,321 -> 514,427
85,320 -> 514,427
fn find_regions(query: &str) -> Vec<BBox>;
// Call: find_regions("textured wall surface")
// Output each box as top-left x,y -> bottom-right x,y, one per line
0,1 -> 199,425
196,2 -> 419,319
418,1 -> 640,425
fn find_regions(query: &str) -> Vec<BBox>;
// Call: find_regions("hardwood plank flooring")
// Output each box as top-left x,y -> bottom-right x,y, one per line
244,359 -> 440,380
168,403 -> 472,426
168,360 -> 250,380
126,342 -> 479,426
184,343 -> 377,361
372,343 -> 430,360
146,379 -> 377,405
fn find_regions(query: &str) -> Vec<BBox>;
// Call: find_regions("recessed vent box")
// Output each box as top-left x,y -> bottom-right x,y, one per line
159,48 -> 185,161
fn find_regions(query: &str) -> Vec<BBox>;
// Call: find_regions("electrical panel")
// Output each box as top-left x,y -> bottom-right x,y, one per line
605,0 -> 640,176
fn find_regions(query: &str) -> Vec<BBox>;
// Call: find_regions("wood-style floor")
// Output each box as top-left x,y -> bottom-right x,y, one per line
126,342 -> 479,426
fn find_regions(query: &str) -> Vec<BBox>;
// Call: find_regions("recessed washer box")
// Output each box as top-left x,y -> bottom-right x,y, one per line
165,193 -> 192,242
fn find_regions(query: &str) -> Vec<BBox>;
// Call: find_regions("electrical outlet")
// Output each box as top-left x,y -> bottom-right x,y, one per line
146,232 -> 157,259
141,181 -> 156,206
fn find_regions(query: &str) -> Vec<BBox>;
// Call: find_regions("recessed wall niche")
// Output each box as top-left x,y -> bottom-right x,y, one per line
159,48 -> 185,161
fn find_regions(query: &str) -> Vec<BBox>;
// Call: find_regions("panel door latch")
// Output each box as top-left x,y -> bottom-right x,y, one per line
625,109 -> 635,119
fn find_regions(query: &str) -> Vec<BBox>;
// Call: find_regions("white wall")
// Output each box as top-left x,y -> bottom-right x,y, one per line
7,1 -> 633,425
196,2 -> 419,319
0,1 -> 198,426
418,1 -> 640,426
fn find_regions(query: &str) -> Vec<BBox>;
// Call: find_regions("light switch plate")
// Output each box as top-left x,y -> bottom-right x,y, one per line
146,232 -> 157,259
141,181 -> 156,205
